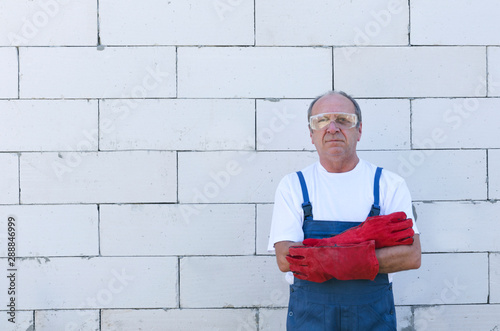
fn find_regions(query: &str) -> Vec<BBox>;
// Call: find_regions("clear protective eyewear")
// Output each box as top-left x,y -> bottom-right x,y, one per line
309,112 -> 358,131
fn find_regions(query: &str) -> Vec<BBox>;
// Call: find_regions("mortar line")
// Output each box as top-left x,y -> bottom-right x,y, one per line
487,252 -> 491,304
486,149 -> 489,200
176,151 -> 179,203
407,0 -> 411,46
97,204 -> 101,256
97,0 -> 101,45
253,0 -> 256,46
97,99 -> 101,151
254,99 -> 257,150
18,153 -> 21,204
409,99 -> 413,149
175,46 -> 179,98
486,46 -> 489,97
254,203 -> 258,255
17,47 -> 20,99
331,47 -> 335,90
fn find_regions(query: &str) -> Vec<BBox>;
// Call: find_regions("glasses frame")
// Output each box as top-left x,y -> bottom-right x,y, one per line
309,112 -> 359,131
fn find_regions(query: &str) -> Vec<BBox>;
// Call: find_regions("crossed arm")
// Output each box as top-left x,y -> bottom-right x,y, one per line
275,234 -> 421,274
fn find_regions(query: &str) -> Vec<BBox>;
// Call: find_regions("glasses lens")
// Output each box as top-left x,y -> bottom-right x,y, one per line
310,113 -> 357,130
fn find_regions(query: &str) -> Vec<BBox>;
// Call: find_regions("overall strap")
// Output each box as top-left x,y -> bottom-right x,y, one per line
368,167 -> 383,217
296,171 -> 313,221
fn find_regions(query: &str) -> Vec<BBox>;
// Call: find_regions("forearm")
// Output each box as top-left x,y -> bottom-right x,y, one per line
274,240 -> 303,272
376,234 -> 421,274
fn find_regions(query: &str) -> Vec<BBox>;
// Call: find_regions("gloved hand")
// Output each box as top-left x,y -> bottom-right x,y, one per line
302,212 -> 414,249
286,241 -> 379,283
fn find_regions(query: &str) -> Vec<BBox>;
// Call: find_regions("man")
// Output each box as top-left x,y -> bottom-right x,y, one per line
268,91 -> 421,330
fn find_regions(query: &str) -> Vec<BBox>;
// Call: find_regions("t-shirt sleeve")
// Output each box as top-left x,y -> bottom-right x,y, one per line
381,172 -> 420,234
267,175 -> 305,253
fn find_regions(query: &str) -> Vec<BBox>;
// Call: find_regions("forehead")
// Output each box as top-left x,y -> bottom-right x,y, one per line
311,94 -> 356,116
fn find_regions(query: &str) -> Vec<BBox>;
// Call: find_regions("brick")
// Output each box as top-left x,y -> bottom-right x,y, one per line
0,154 -> 18,204
334,47 -> 486,97
256,0 -> 408,46
257,204 -> 273,255
178,151 -> 318,203
259,308 -> 287,331
411,0 -> 500,45
100,0 -> 254,46
0,205 -> 98,257
395,306 -> 412,331
36,310 -> 99,331
490,150 -> 500,199
359,150 -> 487,200
0,0 -> 97,46
393,253 -> 488,305
356,99 -> 410,150
491,253 -> 500,303
256,99 -> 312,151
0,47 -> 18,98
414,201 -> 500,253
0,311 -> 33,330
178,47 -> 332,98
414,304 -> 500,331
412,98 -> 500,149
0,100 -> 98,151
100,99 -> 255,151
489,47 -> 500,96
100,204 -> 255,256
180,256 -> 289,308
19,47 -> 176,98
0,257 -> 178,309
20,151 -> 176,204
101,309 -> 257,331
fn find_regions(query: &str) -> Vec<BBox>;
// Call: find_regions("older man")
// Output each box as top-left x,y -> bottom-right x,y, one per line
268,91 -> 421,330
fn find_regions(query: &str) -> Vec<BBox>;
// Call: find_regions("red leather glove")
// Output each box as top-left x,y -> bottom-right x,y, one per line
286,241 -> 379,283
303,212 -> 414,249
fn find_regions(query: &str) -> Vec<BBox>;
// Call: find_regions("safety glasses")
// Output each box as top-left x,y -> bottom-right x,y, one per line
309,112 -> 358,130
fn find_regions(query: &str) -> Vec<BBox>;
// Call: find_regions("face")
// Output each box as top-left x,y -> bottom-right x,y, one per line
309,93 -> 362,164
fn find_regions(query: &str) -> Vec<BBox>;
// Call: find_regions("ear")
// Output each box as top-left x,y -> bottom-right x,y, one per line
309,126 -> 314,144
357,122 -> 362,142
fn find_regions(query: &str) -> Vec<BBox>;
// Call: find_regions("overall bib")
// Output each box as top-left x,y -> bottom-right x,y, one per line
286,168 -> 397,331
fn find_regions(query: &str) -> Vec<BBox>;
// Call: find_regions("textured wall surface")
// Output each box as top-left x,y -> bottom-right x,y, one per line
0,0 -> 499,330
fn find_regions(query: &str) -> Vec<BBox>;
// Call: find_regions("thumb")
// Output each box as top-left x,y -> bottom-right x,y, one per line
302,238 -> 321,246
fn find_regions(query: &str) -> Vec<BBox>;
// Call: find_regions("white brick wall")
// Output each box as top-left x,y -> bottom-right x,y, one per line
0,257 -> 178,309
334,47 -> 486,97
19,47 -> 176,98
411,0 -> 500,45
20,151 -> 177,204
0,100 -> 98,151
256,0 -> 409,46
101,309 -> 258,331
0,0 -> 97,46
178,47 -> 332,98
2,1 -> 499,329
0,47 -> 18,98
100,98 -> 255,151
99,0 -> 254,46
0,205 -> 98,256
100,204 -> 255,256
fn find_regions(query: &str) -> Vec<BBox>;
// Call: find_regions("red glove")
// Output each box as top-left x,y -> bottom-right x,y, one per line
286,241 -> 379,283
303,212 -> 414,249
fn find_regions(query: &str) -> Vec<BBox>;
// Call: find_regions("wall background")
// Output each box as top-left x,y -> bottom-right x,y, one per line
0,0 -> 499,330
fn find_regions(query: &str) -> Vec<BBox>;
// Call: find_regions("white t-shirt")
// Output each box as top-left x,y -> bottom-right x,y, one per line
268,159 -> 419,283
268,159 -> 419,251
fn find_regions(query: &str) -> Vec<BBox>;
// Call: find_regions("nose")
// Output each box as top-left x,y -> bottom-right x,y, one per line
326,120 -> 340,133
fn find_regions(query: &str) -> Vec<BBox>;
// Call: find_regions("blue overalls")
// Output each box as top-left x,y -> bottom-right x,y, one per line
287,168 -> 397,331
